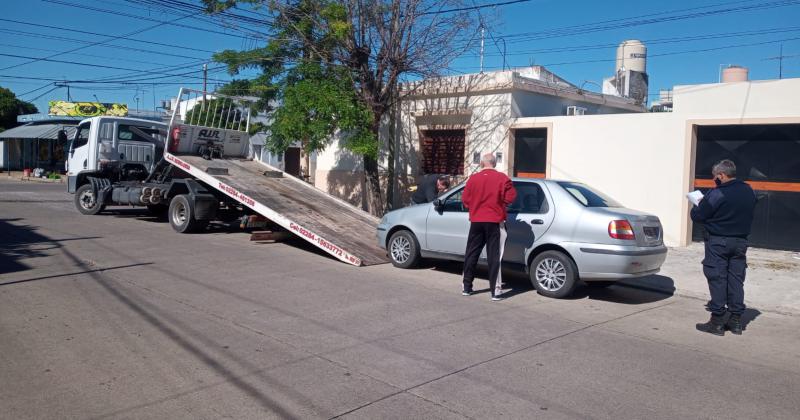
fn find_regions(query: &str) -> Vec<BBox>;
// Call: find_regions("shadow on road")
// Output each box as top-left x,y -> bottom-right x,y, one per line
0,218 -> 101,276
430,260 -> 674,304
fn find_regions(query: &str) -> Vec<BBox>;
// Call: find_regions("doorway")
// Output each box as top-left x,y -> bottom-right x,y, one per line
513,128 -> 548,178
284,147 -> 301,177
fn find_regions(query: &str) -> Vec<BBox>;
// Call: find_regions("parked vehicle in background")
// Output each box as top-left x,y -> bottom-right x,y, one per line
377,179 -> 668,298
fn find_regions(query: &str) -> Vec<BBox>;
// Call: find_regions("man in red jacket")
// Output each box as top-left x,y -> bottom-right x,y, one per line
461,153 -> 517,300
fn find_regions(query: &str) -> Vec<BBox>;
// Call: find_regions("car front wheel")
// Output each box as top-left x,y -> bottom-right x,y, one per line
530,250 -> 578,298
388,230 -> 421,269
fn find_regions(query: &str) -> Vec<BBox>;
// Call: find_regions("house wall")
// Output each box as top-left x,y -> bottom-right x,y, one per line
513,77 -> 800,247
511,91 -> 636,117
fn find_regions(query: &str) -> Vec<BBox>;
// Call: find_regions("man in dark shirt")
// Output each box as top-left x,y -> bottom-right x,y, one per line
411,174 -> 450,204
691,159 -> 757,336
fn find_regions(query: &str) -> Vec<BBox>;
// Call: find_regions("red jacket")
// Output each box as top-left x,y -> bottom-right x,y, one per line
462,169 -> 517,223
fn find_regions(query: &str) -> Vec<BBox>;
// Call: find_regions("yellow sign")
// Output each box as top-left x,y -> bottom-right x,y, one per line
48,101 -> 128,117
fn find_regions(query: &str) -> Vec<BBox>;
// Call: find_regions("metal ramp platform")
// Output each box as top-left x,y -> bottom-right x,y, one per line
168,154 -> 388,266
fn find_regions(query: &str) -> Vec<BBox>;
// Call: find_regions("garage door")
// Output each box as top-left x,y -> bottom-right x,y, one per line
693,123 -> 800,251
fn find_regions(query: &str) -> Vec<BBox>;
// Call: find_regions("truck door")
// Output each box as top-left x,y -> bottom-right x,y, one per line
67,121 -> 92,176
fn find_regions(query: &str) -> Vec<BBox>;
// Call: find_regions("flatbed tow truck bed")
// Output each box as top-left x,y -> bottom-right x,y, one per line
166,153 -> 389,266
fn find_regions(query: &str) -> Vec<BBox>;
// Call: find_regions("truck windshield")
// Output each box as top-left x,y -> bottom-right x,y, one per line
557,182 -> 621,207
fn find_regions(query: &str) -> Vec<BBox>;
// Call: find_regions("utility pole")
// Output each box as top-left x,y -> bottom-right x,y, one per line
202,63 -> 208,101
479,25 -> 485,74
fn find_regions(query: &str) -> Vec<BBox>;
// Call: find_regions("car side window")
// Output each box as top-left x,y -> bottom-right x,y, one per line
442,189 -> 466,212
71,122 -> 91,149
508,182 -> 549,214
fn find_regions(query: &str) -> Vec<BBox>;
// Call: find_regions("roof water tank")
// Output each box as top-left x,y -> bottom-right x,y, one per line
721,65 -> 749,82
615,40 -> 647,73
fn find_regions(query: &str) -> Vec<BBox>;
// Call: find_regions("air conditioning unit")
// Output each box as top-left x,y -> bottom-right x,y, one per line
566,106 -> 587,116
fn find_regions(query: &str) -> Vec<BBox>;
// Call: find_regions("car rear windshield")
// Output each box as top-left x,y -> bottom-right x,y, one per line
557,182 -> 621,207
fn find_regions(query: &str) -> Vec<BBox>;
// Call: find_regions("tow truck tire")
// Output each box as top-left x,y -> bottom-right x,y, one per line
169,194 -> 207,233
74,184 -> 104,215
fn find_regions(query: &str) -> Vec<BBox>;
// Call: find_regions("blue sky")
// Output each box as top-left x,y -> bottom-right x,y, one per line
2,0 -> 799,113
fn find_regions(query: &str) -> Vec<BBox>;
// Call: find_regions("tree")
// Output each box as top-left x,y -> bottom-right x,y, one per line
204,0 -> 477,214
0,86 -> 38,132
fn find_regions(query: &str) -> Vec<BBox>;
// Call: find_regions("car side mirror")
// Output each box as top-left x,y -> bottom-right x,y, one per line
57,129 -> 68,142
433,198 -> 443,213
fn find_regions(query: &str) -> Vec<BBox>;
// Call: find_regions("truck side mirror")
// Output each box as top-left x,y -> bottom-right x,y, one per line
57,129 -> 68,142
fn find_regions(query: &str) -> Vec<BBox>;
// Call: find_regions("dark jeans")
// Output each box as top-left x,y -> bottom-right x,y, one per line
703,235 -> 748,316
463,222 -> 501,296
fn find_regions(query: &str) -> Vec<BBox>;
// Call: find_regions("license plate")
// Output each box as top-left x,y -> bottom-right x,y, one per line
643,226 -> 660,239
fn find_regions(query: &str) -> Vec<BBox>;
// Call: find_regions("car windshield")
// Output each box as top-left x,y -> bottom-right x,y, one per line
557,182 -> 621,207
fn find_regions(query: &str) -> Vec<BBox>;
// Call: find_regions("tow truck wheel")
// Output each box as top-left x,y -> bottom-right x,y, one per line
168,194 -> 207,233
74,184 -> 104,215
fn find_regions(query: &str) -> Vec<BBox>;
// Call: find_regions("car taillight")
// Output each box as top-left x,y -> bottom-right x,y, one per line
169,126 -> 181,152
609,220 -> 636,240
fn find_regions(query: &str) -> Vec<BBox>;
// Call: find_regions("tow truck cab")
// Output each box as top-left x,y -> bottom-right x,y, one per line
65,116 -> 167,193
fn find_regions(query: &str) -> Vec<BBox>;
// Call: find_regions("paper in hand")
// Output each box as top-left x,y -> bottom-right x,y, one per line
687,190 -> 704,206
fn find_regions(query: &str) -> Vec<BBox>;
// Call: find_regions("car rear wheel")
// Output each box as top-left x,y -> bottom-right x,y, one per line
388,230 -> 421,269
530,250 -> 578,298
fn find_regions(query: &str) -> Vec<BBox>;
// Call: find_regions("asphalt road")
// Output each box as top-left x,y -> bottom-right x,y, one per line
2,181 -> 799,419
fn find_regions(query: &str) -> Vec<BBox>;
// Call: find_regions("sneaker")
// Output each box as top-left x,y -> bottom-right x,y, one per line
491,295 -> 503,301
462,289 -> 472,296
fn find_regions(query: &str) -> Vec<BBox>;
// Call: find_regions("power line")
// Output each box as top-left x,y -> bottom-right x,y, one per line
466,26 -> 800,58
43,0 -> 269,40
0,42 -> 203,67
0,18 -> 216,54
0,53 -> 230,83
419,0 -> 533,16
0,12 -> 196,71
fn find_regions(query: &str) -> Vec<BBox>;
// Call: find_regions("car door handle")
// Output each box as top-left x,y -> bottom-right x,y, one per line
531,219 -> 544,225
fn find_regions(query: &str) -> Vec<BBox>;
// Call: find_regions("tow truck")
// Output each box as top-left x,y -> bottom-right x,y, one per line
63,88 -> 387,266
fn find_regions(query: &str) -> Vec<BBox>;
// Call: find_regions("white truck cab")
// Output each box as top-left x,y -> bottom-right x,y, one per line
66,116 -> 167,193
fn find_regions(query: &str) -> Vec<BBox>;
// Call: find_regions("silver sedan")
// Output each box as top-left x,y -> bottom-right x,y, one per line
376,178 -> 668,298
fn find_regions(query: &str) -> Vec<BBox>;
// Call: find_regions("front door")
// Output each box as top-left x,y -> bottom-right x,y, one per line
67,121 -> 92,176
425,187 -> 470,257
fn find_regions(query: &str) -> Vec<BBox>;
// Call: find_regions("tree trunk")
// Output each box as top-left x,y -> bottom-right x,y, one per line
363,112 -> 385,216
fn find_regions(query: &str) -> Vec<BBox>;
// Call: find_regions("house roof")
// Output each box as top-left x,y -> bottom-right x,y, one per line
0,123 -> 77,140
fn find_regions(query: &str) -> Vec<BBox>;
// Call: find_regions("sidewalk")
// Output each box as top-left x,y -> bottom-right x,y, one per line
622,243 -> 800,315
0,171 -> 64,184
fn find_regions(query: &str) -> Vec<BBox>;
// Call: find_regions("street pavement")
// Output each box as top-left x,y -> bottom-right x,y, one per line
1,181 -> 799,419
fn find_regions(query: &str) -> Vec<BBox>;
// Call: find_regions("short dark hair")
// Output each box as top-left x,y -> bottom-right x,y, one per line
712,159 -> 737,177
437,175 -> 450,189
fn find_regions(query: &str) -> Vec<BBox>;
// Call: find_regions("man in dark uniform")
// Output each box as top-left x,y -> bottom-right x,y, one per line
691,160 -> 757,336
411,174 -> 450,204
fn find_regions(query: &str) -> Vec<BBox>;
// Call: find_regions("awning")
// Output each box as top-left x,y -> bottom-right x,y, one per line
0,123 -> 77,140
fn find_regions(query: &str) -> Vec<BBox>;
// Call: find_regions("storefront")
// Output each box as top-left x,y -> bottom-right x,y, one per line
0,122 -> 76,172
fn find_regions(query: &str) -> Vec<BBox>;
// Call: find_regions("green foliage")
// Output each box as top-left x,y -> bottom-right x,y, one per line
205,0 -> 375,158
269,63 -> 375,157
0,86 -> 38,131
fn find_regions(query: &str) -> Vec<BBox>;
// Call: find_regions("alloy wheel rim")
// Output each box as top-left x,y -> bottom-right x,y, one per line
535,258 -> 567,291
390,236 -> 411,263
